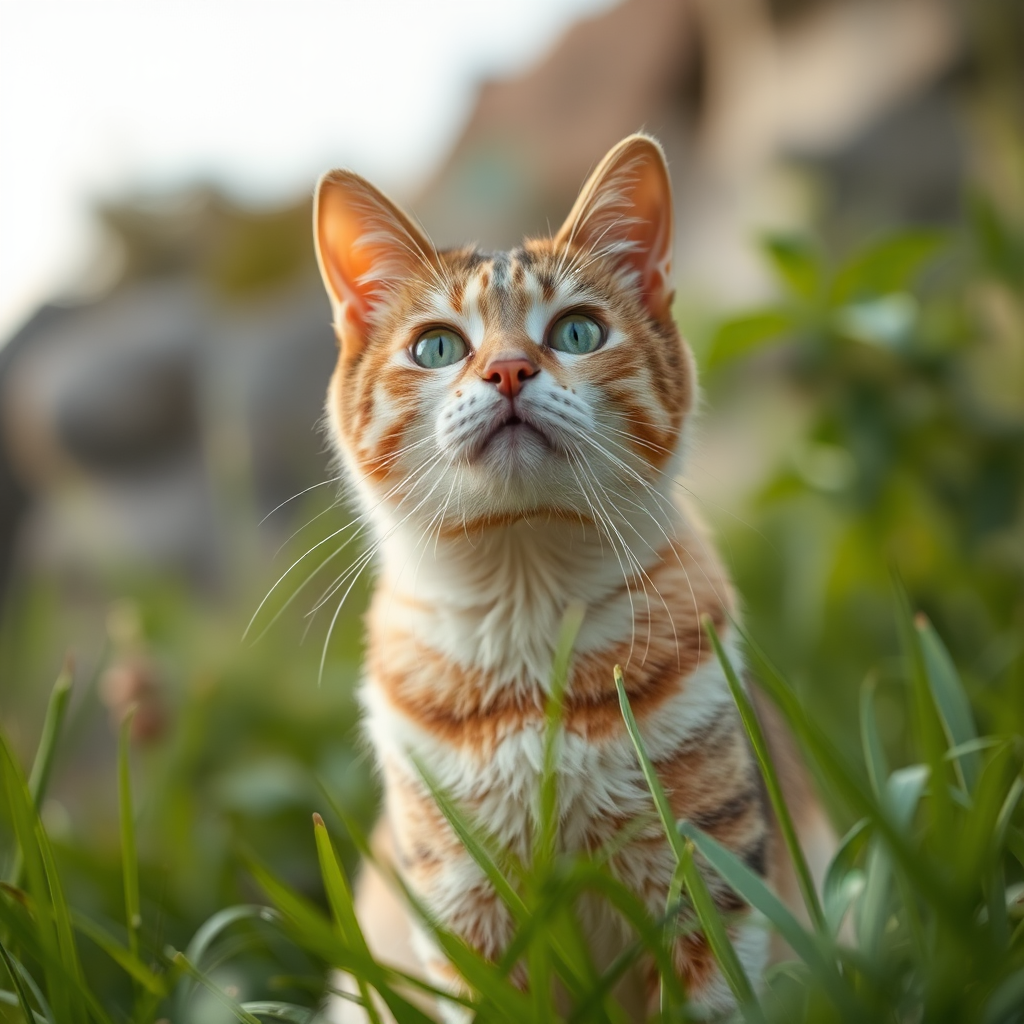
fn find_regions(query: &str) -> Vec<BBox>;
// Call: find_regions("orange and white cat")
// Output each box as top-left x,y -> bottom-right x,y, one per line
314,135 -> 833,1022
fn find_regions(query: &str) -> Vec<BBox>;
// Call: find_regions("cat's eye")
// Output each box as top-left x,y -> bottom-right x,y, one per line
412,328 -> 468,368
548,313 -> 603,355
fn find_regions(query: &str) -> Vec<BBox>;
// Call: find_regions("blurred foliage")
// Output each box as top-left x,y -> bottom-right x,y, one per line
701,186 -> 1024,766
99,190 -> 316,297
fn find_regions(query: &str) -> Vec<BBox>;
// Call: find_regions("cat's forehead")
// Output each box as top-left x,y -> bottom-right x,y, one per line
415,241 -> 597,329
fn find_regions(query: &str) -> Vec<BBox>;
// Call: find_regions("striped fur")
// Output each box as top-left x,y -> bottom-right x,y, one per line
315,136 -> 832,1022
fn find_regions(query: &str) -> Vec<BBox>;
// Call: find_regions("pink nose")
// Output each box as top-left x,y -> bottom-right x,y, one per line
480,357 -> 538,398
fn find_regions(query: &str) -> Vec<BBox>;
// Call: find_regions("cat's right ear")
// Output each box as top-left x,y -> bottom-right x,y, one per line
314,170 -> 436,356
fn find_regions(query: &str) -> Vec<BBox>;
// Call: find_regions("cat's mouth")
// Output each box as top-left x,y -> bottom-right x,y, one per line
474,411 -> 552,462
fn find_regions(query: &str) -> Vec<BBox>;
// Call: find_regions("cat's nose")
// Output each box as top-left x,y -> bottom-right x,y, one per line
480,356 -> 538,399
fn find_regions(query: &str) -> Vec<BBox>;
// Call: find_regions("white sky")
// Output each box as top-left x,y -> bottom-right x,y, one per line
0,0 -> 616,341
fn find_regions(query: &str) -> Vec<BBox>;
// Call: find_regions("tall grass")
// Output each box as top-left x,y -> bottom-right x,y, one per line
2,591 -> 1022,1023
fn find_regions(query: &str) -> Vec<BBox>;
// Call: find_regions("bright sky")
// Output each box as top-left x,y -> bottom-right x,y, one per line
0,0 -> 616,342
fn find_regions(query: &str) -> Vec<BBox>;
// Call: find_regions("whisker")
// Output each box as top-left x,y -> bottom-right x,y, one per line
258,475 -> 344,526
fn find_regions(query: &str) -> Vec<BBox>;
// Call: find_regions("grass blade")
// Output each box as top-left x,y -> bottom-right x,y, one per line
117,709 -> 141,967
170,951 -> 263,1024
679,821 -> 854,1020
860,676 -> 888,799
6,659 -> 73,890
413,760 -> 528,922
916,613 -> 980,793
822,819 -> 869,937
613,666 -> 686,864
703,615 -> 827,935
0,938 -> 43,1023
616,665 -> 763,1020
239,1002 -> 315,1022
71,911 -> 164,996
677,837 -> 765,1022
892,575 -> 954,840
27,658 -> 74,811
537,601 -> 585,871
312,813 -> 382,1024
736,620 -> 960,922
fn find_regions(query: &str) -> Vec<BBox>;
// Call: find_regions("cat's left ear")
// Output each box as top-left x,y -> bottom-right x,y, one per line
555,134 -> 674,323
314,170 -> 437,355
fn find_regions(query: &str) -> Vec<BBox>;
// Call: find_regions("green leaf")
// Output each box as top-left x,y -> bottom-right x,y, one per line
970,192 -> 1024,287
831,230 -> 945,303
737,621 -> 960,924
915,613 -> 980,793
762,234 -> 820,299
859,677 -> 888,799
855,766 -> 928,953
238,1003 -> 316,1022
538,600 -> 585,870
27,659 -> 73,812
679,822 -> 851,1019
183,904 -> 281,978
71,912 -> 165,996
561,860 -> 687,1011
676,836 -> 765,1022
706,308 -> 792,368
0,938 -> 44,1024
413,761 -> 527,922
0,730 -> 85,1024
822,819 -> 869,938
170,951 -> 263,1024
892,576 -> 955,841
614,666 -> 685,864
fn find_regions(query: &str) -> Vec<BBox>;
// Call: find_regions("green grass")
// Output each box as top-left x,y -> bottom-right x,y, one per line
2,593 -> 1022,1023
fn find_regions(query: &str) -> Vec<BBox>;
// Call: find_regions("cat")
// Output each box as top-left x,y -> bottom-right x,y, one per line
313,134 -> 835,1022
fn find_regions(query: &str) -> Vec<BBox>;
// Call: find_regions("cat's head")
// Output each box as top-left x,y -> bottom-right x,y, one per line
314,134 -> 695,533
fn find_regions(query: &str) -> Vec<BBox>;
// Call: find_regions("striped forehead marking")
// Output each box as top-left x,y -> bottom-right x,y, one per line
420,248 -> 590,348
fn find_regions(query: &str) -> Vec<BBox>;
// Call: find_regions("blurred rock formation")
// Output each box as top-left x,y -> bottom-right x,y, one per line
0,0 -> 983,613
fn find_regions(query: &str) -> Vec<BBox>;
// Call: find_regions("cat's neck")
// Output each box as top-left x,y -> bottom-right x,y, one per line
375,486 -> 681,605
365,480 -> 703,687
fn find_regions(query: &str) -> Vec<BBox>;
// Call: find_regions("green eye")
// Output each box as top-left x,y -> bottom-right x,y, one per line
549,313 -> 603,355
412,328 -> 468,368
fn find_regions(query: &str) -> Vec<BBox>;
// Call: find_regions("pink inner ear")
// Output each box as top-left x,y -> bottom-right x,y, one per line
315,171 -> 437,332
556,136 -> 675,322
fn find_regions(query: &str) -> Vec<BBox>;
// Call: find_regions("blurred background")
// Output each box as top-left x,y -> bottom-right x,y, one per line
1,0 -> 1022,1017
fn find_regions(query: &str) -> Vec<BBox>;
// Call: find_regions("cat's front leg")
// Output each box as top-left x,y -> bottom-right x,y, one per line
386,770 -> 518,1021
